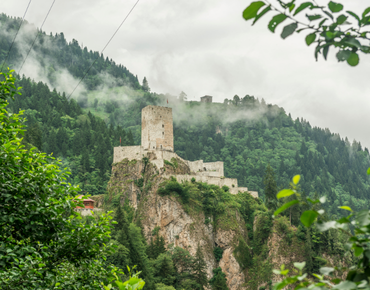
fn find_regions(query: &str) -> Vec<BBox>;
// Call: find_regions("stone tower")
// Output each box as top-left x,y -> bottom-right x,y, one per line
141,105 -> 174,151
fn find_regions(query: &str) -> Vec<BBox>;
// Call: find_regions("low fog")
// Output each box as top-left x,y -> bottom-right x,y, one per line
2,0 -> 370,148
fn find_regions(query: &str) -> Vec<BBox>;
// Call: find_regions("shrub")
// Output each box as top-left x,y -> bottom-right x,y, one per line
222,185 -> 229,192
157,180 -> 189,203
234,238 -> 252,269
213,247 -> 224,262
164,159 -> 175,168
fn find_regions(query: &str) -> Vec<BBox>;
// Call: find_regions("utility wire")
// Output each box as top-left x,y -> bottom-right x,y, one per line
1,0 -> 32,71
67,0 -> 140,100
18,0 -> 56,74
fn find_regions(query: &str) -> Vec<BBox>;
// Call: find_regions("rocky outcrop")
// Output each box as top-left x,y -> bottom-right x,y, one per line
106,156 -> 248,289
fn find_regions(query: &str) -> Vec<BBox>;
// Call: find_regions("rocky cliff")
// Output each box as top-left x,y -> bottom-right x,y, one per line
94,155 -> 349,290
101,156 -> 249,289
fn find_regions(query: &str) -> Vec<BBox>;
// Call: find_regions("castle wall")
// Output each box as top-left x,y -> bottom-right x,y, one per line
204,162 -> 224,177
113,146 -> 143,163
141,106 -> 173,151
168,175 -> 238,190
187,160 -> 204,173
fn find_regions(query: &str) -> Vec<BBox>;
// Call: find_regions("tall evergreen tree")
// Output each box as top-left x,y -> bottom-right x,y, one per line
263,164 -> 277,210
142,77 -> 150,92
193,243 -> 209,290
209,267 -> 228,290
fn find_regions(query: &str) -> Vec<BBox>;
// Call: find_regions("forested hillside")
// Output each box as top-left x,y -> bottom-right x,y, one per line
8,76 -> 134,195
1,13 -> 370,218
0,13 -> 141,91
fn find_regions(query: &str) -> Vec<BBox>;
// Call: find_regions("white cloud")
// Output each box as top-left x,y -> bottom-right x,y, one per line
3,0 -> 370,148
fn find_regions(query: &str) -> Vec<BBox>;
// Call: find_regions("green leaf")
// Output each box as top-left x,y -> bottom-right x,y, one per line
367,167 -> 370,175
243,1 -> 266,21
306,14 -> 322,21
346,10 -> 360,25
320,267 -> 334,275
333,281 -> 356,289
336,50 -> 351,62
281,269 -> 289,275
323,10 -> 334,20
293,2 -> 313,16
347,52 -> 359,66
277,189 -> 295,199
294,262 -> 306,270
268,14 -> 288,32
319,18 -> 328,27
293,174 -> 300,185
289,4 -> 295,12
253,5 -> 272,25
336,14 -> 348,24
338,206 -> 352,211
274,200 -> 299,216
305,33 -> 316,45
281,22 -> 298,39
323,45 -> 330,60
354,246 -> 364,257
362,7 -> 370,19
345,38 -> 362,49
357,210 -> 370,226
300,210 -> 318,227
337,216 -> 351,224
328,1 -> 343,13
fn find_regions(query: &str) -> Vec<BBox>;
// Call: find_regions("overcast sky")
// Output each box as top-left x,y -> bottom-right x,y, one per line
3,0 -> 370,148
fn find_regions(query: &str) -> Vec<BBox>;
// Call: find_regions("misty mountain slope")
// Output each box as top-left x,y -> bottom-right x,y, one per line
0,13 -> 141,94
8,75 -> 135,195
98,93 -> 370,218
2,12 -> 370,218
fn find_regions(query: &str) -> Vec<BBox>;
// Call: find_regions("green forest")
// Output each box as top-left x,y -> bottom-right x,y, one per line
1,13 -> 369,217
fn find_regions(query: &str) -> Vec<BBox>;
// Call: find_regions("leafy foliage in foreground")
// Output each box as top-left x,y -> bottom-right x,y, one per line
272,170 -> 370,290
243,0 -> 370,66
0,70 -> 117,288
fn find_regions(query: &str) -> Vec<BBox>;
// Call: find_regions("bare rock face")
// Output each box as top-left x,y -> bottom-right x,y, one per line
140,193 -> 217,278
219,248 -> 245,290
107,157 -> 248,289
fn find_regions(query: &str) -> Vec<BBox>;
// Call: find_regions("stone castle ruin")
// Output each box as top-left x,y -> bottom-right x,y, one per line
113,105 -> 258,197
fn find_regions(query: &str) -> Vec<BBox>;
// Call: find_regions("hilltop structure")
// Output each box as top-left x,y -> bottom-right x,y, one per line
113,105 -> 258,197
200,95 -> 213,103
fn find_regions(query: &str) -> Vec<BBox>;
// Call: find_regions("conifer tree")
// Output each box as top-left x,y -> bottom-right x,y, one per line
209,267 -> 228,290
153,253 -> 176,286
128,223 -> 156,290
193,243 -> 209,290
142,77 -> 150,92
263,164 -> 277,210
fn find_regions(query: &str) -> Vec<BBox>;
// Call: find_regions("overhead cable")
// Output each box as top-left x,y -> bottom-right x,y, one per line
18,0 -> 56,74
67,0 -> 140,100
1,0 -> 32,71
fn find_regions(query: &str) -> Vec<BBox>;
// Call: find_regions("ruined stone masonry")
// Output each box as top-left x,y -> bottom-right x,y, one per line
113,105 -> 258,198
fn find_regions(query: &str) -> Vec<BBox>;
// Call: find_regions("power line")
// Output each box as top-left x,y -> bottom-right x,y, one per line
1,0 -> 32,71
67,0 -> 140,100
18,0 -> 56,74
